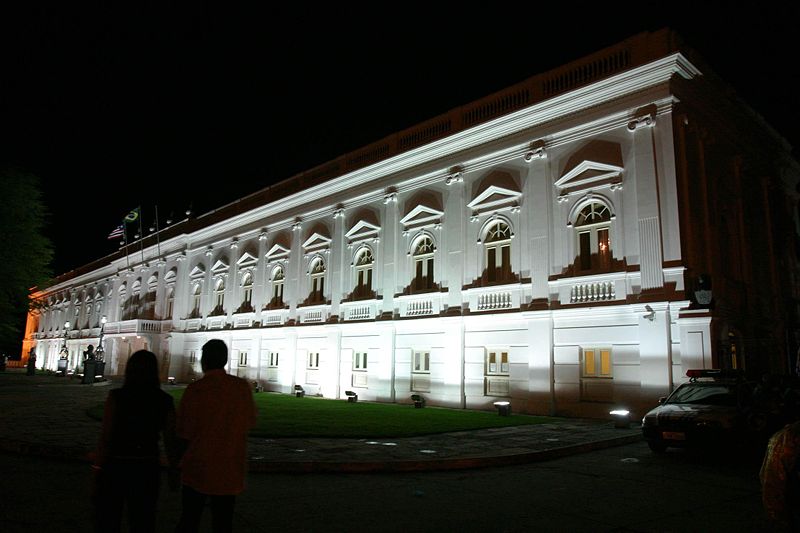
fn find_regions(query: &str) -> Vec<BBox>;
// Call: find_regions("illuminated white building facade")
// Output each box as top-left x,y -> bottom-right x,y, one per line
24,30 -> 800,418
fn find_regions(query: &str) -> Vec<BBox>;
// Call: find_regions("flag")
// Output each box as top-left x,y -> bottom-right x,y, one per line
124,207 -> 140,223
107,224 -> 124,240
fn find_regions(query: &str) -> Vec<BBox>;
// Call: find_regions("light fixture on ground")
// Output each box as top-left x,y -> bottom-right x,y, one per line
294,385 -> 305,398
610,409 -> 631,428
411,394 -> 426,408
345,390 -> 358,403
493,401 -> 511,416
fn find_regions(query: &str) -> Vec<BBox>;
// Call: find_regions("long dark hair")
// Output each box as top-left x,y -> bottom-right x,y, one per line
124,350 -> 160,389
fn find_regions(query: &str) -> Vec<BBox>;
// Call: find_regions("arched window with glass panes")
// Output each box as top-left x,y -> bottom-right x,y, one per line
269,266 -> 285,308
574,201 -> 612,271
239,272 -> 254,312
212,278 -> 225,314
412,235 -> 435,291
190,283 -> 202,318
309,257 -> 325,303
483,221 -> 513,284
353,247 -> 374,298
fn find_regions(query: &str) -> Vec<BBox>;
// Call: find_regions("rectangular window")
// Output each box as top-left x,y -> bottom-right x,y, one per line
354,351 -> 368,371
238,351 -> 248,367
269,351 -> 279,367
413,351 -> 430,373
487,247 -> 497,282
244,287 -> 252,303
582,348 -> 612,378
486,350 -> 509,376
189,351 -> 197,364
307,352 -> 320,369
501,245 -> 510,278
166,298 -> 174,318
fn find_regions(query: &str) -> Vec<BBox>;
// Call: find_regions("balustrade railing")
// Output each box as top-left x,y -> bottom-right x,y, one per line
569,282 -> 615,303
477,292 -> 513,311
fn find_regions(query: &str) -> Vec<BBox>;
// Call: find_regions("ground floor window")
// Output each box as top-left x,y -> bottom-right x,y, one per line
269,352 -> 279,367
412,350 -> 430,392
354,351 -> 368,371
486,349 -> 509,376
582,347 -> 612,378
307,351 -> 320,370
238,351 -> 248,367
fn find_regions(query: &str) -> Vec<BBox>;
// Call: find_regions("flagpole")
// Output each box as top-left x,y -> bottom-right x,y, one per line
123,220 -> 130,271
154,205 -> 161,257
139,206 -> 145,265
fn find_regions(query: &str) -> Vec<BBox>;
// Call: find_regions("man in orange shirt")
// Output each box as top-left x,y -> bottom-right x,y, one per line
175,339 -> 257,532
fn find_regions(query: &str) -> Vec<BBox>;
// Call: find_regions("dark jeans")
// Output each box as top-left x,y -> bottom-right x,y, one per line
175,484 -> 235,533
94,461 -> 160,533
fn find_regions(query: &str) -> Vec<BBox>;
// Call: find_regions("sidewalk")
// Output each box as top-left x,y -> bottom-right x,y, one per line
0,371 -> 642,473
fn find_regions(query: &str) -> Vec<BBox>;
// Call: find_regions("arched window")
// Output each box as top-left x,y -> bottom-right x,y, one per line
190,283 -> 202,317
165,288 -> 174,319
484,221 -> 512,283
214,278 -> 226,311
309,258 -> 325,303
412,236 -> 434,291
240,272 -> 253,311
242,272 -> 253,304
270,266 -> 285,306
354,247 -> 374,297
574,201 -> 612,271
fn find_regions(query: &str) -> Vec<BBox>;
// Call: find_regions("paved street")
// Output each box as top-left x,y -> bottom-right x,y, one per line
0,370 -> 774,531
1,441 -> 769,532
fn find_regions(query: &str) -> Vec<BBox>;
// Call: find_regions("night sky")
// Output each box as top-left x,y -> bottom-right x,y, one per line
3,4 -> 800,278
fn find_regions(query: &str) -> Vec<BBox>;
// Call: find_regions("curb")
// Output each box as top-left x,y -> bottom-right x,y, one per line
246,433 -> 644,474
0,433 -> 644,474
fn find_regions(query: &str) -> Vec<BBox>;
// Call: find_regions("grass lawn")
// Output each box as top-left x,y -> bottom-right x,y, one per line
89,388 -> 556,438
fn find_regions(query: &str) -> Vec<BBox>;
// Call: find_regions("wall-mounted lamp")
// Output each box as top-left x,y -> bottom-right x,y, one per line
643,305 -> 655,322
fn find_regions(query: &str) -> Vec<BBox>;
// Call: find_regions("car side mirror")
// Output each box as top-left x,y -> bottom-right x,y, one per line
658,397 -> 666,404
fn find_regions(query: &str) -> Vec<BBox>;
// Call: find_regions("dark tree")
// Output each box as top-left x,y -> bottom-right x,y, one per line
0,168 -> 53,355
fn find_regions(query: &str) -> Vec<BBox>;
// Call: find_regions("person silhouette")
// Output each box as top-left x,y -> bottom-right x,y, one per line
93,350 -> 178,533
174,339 -> 257,532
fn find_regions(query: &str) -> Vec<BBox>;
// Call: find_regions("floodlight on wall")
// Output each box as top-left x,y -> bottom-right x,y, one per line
610,409 -> 631,428
345,390 -> 358,403
168,376 -> 176,385
493,401 -> 511,416
643,305 -> 655,322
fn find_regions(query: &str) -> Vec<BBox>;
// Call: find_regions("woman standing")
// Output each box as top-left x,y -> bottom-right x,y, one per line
93,350 -> 179,532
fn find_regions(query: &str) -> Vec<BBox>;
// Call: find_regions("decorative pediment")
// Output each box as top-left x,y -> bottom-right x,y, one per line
400,205 -> 444,229
302,232 -> 332,252
164,269 -> 177,283
236,252 -> 258,267
467,185 -> 522,213
265,243 -> 290,259
189,265 -> 206,278
554,160 -> 624,192
211,259 -> 229,273
345,220 -> 380,242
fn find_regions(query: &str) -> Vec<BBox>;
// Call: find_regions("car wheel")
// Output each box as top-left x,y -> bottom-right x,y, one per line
647,440 -> 667,453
